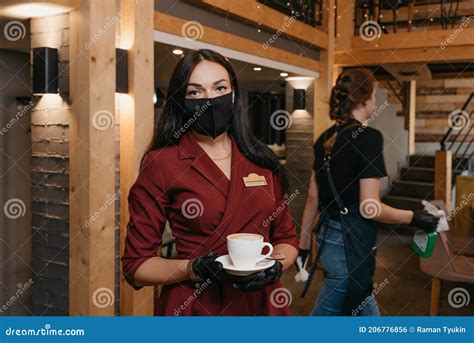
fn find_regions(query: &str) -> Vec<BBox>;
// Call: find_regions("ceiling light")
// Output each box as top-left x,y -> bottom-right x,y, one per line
0,3 -> 71,19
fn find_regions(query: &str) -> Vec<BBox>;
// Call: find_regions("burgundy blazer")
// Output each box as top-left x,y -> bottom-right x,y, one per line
121,132 -> 298,315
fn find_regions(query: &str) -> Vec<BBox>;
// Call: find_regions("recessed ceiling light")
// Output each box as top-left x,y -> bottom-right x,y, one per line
280,72 -> 288,77
172,49 -> 184,55
0,3 -> 72,19
253,67 -> 262,71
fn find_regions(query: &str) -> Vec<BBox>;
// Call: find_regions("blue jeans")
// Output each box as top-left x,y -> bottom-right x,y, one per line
311,219 -> 380,316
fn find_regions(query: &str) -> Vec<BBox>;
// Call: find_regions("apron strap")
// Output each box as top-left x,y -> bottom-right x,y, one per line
323,122 -> 359,214
300,121 -> 359,298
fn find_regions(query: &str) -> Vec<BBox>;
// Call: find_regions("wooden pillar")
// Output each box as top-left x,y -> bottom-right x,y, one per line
314,0 -> 335,141
335,0 -> 354,53
69,0 -> 117,315
430,278 -> 441,316
434,150 -> 452,208
392,8 -> 398,33
119,0 -> 155,316
407,1 -> 414,32
454,176 -> 474,236
407,79 -> 416,156
373,0 -> 379,21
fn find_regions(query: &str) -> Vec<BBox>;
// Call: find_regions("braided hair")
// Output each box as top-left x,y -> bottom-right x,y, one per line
324,68 -> 375,153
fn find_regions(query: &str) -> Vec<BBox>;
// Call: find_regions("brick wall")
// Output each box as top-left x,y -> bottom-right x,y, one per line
285,84 -> 314,230
30,13 -> 70,316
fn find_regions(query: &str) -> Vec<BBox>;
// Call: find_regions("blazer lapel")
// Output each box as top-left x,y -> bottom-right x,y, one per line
178,132 -> 229,197
195,136 -> 247,254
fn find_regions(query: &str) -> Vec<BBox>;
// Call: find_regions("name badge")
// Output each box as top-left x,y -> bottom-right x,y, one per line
243,173 -> 267,187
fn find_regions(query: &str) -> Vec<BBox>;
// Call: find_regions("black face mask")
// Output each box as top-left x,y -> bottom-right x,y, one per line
183,92 -> 233,138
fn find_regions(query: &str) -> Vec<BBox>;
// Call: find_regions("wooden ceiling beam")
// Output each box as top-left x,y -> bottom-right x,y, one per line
187,0 -> 328,50
335,45 -> 474,66
351,27 -> 474,51
154,11 -> 320,73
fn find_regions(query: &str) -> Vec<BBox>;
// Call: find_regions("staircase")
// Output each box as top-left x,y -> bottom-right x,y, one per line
383,155 -> 469,211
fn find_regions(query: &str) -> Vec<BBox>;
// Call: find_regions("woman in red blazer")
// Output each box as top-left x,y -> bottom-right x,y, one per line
121,49 -> 298,316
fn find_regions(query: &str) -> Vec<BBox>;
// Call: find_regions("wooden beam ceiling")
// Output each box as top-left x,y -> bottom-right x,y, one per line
154,11 -> 320,73
188,0 -> 328,50
335,45 -> 474,66
383,63 -> 432,82
351,27 -> 474,51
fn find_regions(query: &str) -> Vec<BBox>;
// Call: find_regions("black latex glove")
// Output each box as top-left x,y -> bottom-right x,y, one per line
410,210 -> 439,233
294,249 -> 310,271
219,261 -> 283,292
192,252 -> 224,281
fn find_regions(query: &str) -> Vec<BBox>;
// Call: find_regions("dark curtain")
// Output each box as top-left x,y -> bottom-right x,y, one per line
248,91 -> 286,145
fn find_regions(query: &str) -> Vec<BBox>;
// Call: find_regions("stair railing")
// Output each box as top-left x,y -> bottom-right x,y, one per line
434,92 -> 473,209
440,92 -> 473,177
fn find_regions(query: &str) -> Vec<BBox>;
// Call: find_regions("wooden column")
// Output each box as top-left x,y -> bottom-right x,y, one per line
69,0 -> 117,315
430,278 -> 441,316
335,0 -> 354,53
119,0 -> 155,316
434,150 -> 452,208
454,175 -> 474,236
314,0 -> 335,141
407,1 -> 414,32
407,79 -> 416,156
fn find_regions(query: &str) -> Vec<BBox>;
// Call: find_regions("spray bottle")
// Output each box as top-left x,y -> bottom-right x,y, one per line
412,201 -> 449,258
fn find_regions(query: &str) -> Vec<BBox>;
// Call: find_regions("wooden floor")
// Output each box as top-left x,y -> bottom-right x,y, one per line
283,227 -> 474,316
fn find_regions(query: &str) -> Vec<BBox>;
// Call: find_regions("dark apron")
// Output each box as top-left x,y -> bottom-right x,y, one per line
301,123 -> 378,316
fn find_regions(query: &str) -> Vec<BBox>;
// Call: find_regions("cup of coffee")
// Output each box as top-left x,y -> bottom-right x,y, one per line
227,233 -> 273,269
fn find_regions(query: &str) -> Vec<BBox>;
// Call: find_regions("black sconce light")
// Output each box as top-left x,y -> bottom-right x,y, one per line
116,48 -> 128,93
32,47 -> 58,95
293,89 -> 306,110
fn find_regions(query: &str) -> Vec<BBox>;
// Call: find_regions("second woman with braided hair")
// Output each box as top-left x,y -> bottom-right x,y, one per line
297,68 -> 439,316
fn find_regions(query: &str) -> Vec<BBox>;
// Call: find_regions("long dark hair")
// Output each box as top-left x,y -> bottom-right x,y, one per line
143,49 -> 289,194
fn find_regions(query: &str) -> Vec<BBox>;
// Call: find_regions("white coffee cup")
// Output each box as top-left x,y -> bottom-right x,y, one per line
227,233 -> 273,269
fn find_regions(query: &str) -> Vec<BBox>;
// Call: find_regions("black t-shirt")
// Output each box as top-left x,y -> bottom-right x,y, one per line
313,120 -> 388,211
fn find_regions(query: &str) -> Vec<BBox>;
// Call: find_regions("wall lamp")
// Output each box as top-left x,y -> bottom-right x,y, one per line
293,89 -> 306,110
32,47 -> 58,95
116,48 -> 128,94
